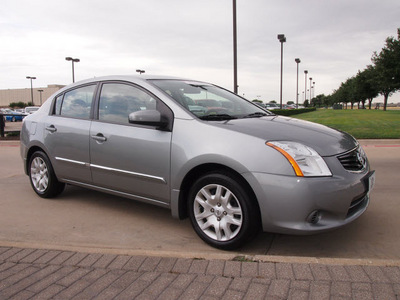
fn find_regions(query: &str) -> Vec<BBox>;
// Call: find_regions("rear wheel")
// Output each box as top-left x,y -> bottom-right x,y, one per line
188,172 -> 260,250
29,151 -> 65,198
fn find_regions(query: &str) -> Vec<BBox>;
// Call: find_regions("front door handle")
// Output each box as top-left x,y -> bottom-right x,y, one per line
91,133 -> 107,142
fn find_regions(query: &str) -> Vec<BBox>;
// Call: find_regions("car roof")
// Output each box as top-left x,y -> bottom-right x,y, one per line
55,75 -> 206,94
72,75 -> 191,85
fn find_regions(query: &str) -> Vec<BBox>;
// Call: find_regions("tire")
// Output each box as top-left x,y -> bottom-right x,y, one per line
12,116 -> 16,122
28,151 -> 65,198
188,172 -> 260,250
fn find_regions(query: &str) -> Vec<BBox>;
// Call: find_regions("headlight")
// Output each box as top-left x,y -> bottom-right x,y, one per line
266,141 -> 332,177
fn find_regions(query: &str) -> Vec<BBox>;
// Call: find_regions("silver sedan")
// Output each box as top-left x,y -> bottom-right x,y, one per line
20,75 -> 375,250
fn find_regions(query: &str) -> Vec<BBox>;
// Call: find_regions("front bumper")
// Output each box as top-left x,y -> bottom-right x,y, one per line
243,168 -> 375,235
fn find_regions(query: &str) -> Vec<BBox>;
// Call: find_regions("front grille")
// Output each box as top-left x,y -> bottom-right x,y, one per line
337,147 -> 367,172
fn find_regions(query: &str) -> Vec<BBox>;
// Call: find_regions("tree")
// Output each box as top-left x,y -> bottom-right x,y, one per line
348,77 -> 363,109
331,77 -> 361,109
9,102 -> 27,108
340,77 -> 357,109
323,95 -> 334,107
310,94 -> 330,108
328,28 -> 400,110
357,66 -> 379,109
371,28 -> 400,111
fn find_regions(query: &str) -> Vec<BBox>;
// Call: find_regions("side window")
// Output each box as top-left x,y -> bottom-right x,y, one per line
54,94 -> 64,115
60,85 -> 96,119
98,83 -> 159,125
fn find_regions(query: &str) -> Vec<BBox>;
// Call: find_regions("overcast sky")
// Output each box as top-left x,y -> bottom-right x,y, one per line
1,0 -> 399,103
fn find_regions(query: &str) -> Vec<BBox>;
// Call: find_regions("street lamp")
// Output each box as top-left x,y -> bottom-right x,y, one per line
304,70 -> 308,102
295,58 -> 301,108
277,34 -> 286,109
309,77 -> 313,101
37,89 -> 43,106
136,69 -> 145,75
232,0 -> 238,94
65,57 -> 80,83
312,81 -> 315,99
26,76 -> 36,106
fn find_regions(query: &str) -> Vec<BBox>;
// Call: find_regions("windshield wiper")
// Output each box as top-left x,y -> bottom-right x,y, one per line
189,84 -> 209,91
243,112 -> 268,118
199,114 -> 237,121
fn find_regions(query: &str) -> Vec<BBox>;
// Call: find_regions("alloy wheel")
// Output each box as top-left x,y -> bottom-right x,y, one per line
193,183 -> 243,241
30,156 -> 49,193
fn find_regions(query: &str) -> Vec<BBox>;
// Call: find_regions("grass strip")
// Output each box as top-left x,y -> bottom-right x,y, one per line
293,109 -> 400,139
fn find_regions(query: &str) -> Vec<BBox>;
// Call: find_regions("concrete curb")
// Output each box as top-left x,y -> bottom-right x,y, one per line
1,240 -> 400,268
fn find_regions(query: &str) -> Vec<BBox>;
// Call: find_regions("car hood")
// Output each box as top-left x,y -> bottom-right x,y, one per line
210,115 -> 358,156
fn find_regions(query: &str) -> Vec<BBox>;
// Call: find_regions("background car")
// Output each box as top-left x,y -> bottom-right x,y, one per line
282,104 -> 295,109
264,103 -> 279,110
24,106 -> 40,114
254,102 -> 266,109
3,109 -> 25,122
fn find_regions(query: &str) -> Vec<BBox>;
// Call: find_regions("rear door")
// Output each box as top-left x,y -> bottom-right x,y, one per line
89,82 -> 173,205
44,84 -> 96,183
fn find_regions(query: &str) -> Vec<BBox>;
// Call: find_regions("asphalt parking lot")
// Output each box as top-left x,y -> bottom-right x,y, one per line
0,139 -> 399,264
1,139 -> 400,299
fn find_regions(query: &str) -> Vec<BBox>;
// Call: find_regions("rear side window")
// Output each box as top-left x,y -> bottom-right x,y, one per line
56,85 -> 96,119
54,95 -> 63,115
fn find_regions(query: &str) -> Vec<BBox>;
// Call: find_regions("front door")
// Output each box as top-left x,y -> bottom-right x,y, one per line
89,82 -> 172,205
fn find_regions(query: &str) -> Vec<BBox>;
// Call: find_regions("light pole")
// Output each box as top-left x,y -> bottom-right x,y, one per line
232,0 -> 238,94
26,76 -> 36,106
295,58 -> 301,108
277,34 -> 286,109
37,89 -> 43,106
65,57 -> 80,83
136,69 -> 145,75
304,70 -> 308,103
309,77 -> 313,101
312,81 -> 315,99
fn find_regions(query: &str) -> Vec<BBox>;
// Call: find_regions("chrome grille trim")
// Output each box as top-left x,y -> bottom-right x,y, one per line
337,146 -> 367,172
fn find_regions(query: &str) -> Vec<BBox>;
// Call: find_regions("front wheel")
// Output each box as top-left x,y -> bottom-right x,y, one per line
29,151 -> 65,198
188,172 -> 260,250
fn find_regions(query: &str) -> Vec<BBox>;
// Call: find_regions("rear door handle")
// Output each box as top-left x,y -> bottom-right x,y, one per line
45,125 -> 57,133
91,133 -> 107,142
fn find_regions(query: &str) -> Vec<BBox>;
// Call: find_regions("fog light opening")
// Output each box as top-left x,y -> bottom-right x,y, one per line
307,210 -> 321,224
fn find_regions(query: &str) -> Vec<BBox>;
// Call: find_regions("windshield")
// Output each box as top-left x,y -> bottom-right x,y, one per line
150,79 -> 273,120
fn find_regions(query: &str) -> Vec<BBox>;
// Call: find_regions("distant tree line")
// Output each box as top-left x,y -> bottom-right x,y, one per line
310,28 -> 400,111
8,102 -> 33,108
